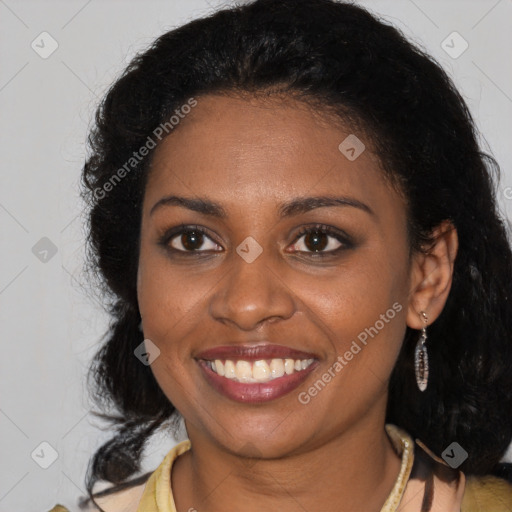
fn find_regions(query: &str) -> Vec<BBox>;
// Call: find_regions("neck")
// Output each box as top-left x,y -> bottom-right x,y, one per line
172,406 -> 402,512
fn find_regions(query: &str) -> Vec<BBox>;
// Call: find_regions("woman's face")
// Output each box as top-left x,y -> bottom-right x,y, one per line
137,93 -> 413,457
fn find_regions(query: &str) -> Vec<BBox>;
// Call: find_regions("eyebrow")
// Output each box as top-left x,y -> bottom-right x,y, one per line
149,194 -> 375,218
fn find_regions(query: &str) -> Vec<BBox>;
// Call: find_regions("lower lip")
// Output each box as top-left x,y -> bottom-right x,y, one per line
197,360 -> 319,403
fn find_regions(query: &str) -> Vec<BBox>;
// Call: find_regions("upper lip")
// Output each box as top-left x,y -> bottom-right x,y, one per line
195,343 -> 319,361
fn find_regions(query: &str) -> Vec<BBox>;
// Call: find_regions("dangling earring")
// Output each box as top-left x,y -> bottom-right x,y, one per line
414,311 -> 429,392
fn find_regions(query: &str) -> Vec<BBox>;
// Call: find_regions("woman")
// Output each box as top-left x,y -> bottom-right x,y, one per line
50,0 -> 512,510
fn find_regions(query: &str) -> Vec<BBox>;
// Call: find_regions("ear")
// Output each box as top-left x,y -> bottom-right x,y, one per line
406,220 -> 459,329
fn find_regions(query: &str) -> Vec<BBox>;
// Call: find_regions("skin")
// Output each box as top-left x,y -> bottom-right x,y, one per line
137,93 -> 458,512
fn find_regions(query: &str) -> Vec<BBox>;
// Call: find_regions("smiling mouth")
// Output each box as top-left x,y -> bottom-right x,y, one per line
195,343 -> 320,402
201,358 -> 316,383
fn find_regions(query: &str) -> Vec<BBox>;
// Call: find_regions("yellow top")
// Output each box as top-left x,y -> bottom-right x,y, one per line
48,424 -> 512,512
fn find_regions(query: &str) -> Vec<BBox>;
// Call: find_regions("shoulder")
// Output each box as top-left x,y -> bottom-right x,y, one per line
47,481 -> 147,512
47,440 -> 192,512
462,474 -> 512,511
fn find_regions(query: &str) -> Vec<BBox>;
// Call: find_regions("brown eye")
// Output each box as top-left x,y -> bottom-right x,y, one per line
303,231 -> 329,252
180,231 -> 204,250
290,226 -> 347,254
168,228 -> 221,252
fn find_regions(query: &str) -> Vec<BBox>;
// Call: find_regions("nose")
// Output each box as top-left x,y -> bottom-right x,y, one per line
209,247 -> 296,331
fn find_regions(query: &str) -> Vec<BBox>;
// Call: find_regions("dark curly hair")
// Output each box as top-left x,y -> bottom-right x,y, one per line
78,0 -> 512,508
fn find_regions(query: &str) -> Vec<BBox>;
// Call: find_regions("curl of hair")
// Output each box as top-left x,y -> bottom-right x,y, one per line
79,0 -> 512,508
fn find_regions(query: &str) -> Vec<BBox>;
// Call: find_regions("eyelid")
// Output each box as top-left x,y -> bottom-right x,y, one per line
158,224 -> 223,253
289,223 -> 354,254
158,223 -> 354,256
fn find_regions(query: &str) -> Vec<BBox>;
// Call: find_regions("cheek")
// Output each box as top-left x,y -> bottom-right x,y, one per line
137,245 -> 201,343
136,249 -> 200,411
309,256 -> 404,329
302,248 -> 408,378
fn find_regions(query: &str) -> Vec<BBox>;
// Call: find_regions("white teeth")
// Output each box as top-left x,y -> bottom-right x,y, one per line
284,359 -> 295,375
207,357 -> 314,382
253,360 -> 271,381
235,360 -> 253,382
224,360 -> 236,379
270,359 -> 285,378
214,359 -> 225,376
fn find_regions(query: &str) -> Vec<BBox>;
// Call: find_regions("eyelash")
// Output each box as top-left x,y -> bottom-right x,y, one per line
292,224 -> 354,255
158,223 -> 354,257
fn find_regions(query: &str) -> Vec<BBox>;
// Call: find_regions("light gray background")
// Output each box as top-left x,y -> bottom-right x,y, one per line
1,0 -> 511,510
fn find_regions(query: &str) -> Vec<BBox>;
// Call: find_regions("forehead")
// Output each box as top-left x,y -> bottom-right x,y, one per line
144,93 -> 402,221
